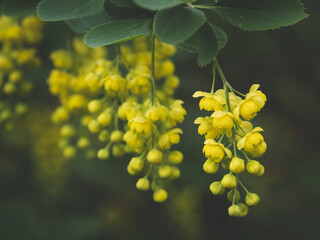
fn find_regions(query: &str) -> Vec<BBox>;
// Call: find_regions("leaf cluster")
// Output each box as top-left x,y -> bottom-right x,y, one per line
0,0 -> 308,66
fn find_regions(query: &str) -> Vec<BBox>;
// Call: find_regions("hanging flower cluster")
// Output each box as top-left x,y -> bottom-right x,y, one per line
193,60 -> 267,217
0,15 -> 43,131
48,36 -> 186,202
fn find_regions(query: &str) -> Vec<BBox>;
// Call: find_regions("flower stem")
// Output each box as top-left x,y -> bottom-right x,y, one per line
150,33 -> 156,106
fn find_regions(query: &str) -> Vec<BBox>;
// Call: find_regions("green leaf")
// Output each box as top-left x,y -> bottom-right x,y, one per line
212,0 -> 308,31
38,0 -> 105,21
133,0 -> 184,11
155,6 -> 206,44
210,24 -> 227,49
65,10 -> 113,34
1,0 -> 39,17
105,0 -> 151,20
178,23 -> 219,66
84,18 -> 152,47
109,0 -> 137,8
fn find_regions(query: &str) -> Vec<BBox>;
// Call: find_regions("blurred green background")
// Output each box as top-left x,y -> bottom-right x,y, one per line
1,0 -> 319,239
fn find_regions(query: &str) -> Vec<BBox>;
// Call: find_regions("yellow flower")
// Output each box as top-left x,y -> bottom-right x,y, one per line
192,89 -> 225,111
104,74 -> 126,96
158,128 -> 183,149
136,178 -> 150,191
194,116 -> 221,139
128,116 -> 155,137
203,139 -> 232,162
229,157 -> 245,173
50,50 -> 73,69
167,100 -> 186,126
211,111 -> 234,130
118,101 -> 141,121
237,127 -> 267,157
67,94 -> 87,110
145,105 -> 167,122
210,181 -> 225,195
127,75 -> 151,95
123,130 -> 145,151
234,84 -> 267,120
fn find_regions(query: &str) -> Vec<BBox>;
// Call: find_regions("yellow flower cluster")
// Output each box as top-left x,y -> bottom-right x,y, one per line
193,61 -> 267,217
48,37 -> 186,202
48,37 -> 108,160
0,15 -> 43,131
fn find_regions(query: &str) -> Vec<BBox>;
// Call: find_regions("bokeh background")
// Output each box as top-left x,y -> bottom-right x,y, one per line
1,0 -> 319,239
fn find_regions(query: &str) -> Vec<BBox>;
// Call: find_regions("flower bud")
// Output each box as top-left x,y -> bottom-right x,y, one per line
229,157 -> 245,173
245,193 -> 260,206
110,130 -> 124,143
88,100 -> 101,113
98,130 -> 110,142
97,111 -> 112,126
63,146 -> 76,159
246,160 -> 262,175
88,120 -> 101,133
112,144 -> 125,157
97,148 -> 109,160
221,173 -> 237,188
168,151 -> 183,165
210,181 -> 225,195
159,165 -> 172,178
128,157 -> 144,175
203,159 -> 219,174
238,203 -> 249,217
170,166 -> 180,179
153,189 -> 168,202
228,204 -> 242,217
77,137 -> 90,149
147,149 -> 163,164
60,125 -> 75,138
136,178 -> 150,191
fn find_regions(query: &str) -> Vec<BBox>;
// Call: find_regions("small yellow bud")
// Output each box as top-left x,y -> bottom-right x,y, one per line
9,71 -> 22,83
228,204 -> 242,217
170,167 -> 180,179
256,165 -> 265,177
147,149 -> 163,164
88,120 -> 101,133
168,151 -> 183,165
3,82 -> 15,94
60,125 -> 75,138
246,160 -> 262,175
128,157 -> 144,174
136,178 -> 150,191
159,165 -> 172,178
97,111 -> 112,126
110,130 -> 124,143
238,203 -> 249,217
229,157 -> 245,173
245,193 -> 260,206
221,173 -> 237,188
81,115 -> 93,126
97,148 -> 109,160
210,181 -> 225,195
63,146 -> 76,159
203,159 -> 219,174
88,100 -> 101,113
15,103 -> 28,115
98,130 -> 110,142
153,189 -> 168,202
112,144 -> 125,157
77,137 -> 90,149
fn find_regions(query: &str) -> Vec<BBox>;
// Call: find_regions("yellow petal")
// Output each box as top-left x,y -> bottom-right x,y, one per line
252,127 -> 263,133
249,84 -> 260,92
192,91 -> 207,98
224,148 -> 232,158
237,137 -> 246,150
194,117 -> 204,124
204,139 -> 217,145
